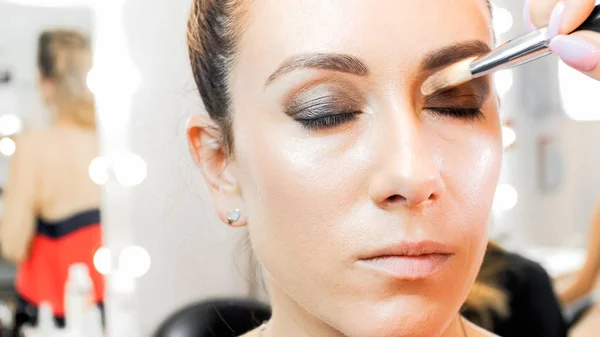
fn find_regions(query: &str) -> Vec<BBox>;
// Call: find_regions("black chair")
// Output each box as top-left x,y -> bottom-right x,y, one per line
154,298 -> 271,337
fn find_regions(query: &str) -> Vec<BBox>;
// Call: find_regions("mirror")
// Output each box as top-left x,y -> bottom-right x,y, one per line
0,2 -> 103,336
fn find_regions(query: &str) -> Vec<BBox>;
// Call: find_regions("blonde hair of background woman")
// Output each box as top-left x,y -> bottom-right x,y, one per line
38,29 -> 95,128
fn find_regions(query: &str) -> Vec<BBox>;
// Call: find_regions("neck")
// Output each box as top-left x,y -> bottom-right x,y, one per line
53,113 -> 76,126
265,282 -> 468,337
442,316 -> 468,337
53,113 -> 93,130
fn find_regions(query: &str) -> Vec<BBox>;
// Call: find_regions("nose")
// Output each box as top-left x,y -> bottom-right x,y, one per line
368,112 -> 446,209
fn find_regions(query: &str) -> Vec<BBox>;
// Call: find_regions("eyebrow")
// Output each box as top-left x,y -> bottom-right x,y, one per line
266,53 -> 369,86
265,40 -> 491,86
420,40 -> 491,72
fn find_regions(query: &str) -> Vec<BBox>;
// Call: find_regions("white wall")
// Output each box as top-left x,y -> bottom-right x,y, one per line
564,121 -> 600,242
495,114 -> 599,249
118,0 -> 250,335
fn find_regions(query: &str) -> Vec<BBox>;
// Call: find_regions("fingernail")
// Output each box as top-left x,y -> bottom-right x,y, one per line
548,1 -> 565,39
550,35 -> 600,71
523,0 -> 538,32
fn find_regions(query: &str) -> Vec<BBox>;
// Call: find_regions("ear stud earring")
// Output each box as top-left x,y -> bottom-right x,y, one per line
227,209 -> 241,226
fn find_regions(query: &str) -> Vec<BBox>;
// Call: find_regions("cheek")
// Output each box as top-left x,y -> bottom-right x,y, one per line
441,137 -> 502,215
432,124 -> 502,259
235,126 -> 368,256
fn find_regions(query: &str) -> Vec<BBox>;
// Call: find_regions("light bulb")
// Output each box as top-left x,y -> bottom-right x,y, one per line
0,138 -> 16,157
88,156 -> 110,185
113,154 -> 147,186
86,68 -> 98,95
87,63 -> 140,97
493,184 -> 518,211
493,7 -> 514,35
494,69 -> 513,97
0,115 -> 22,136
118,246 -> 151,278
502,126 -> 516,149
93,247 -> 111,275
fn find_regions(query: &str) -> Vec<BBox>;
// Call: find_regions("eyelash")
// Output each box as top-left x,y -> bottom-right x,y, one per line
296,107 -> 483,131
296,112 -> 358,130
428,107 -> 484,120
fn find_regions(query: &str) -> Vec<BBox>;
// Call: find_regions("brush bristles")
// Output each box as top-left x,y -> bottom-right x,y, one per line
421,57 -> 477,96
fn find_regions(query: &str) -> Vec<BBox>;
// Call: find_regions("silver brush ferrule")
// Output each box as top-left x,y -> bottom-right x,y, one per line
469,27 -> 552,77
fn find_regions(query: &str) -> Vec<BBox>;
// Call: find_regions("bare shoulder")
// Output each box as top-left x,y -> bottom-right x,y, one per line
14,130 -> 40,143
11,131 -> 41,156
464,319 -> 500,337
15,128 -> 56,148
21,125 -> 97,154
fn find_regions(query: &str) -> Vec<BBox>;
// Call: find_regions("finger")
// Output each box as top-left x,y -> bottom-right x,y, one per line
559,0 -> 595,34
550,31 -> 600,79
529,0 -> 595,34
529,0 -> 559,28
524,0 -> 541,31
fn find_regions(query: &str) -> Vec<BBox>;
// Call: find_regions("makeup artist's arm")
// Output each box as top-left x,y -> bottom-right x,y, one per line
560,203 -> 600,305
526,0 -> 600,80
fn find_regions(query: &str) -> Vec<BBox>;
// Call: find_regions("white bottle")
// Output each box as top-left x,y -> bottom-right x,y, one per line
37,302 -> 56,337
82,306 -> 104,337
64,264 -> 94,336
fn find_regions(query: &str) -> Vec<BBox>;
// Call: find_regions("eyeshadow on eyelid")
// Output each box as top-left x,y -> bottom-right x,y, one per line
284,83 -> 363,116
424,77 -> 490,107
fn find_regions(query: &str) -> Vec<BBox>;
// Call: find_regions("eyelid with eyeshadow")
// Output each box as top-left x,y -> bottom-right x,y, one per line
287,95 -> 363,120
283,82 -> 364,118
422,77 -> 490,109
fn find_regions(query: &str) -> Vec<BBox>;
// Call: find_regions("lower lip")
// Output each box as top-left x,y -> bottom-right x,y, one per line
359,254 -> 452,280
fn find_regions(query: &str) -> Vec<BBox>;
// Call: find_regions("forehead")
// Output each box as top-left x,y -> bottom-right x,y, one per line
233,0 -> 493,85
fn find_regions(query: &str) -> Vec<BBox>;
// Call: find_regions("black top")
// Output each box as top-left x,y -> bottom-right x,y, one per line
464,248 -> 568,337
36,209 -> 100,238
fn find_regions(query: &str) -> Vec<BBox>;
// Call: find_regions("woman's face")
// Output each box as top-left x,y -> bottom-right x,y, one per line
216,0 -> 501,335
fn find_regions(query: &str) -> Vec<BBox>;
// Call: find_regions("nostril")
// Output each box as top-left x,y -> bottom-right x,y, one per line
386,194 -> 407,204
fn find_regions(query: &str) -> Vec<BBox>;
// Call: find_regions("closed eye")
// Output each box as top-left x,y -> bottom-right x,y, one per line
295,112 -> 359,130
426,107 -> 484,120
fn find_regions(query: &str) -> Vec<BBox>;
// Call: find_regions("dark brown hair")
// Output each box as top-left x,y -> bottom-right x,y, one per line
38,29 -> 95,128
187,0 -> 246,153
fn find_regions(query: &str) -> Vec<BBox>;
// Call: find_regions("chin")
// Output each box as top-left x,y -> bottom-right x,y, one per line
336,298 -> 456,337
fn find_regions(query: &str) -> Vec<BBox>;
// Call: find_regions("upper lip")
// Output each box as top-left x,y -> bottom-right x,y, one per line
360,240 -> 455,260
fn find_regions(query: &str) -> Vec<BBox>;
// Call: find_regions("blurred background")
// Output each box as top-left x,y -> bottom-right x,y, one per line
0,0 -> 598,336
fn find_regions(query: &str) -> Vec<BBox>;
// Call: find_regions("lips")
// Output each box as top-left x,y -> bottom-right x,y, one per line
358,240 -> 454,280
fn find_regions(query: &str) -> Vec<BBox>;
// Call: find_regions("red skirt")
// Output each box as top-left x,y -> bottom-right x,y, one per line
15,209 -> 105,316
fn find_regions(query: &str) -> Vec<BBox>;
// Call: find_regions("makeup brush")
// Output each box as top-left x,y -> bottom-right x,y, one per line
421,4 -> 600,96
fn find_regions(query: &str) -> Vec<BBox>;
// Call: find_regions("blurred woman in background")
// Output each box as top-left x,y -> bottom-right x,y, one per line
0,30 -> 104,335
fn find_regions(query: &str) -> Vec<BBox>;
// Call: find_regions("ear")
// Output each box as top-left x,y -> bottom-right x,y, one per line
187,115 -> 247,227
